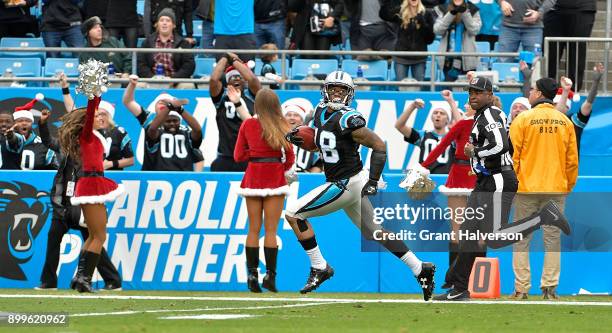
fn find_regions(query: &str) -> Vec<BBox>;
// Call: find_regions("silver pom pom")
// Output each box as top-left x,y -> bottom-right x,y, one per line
76,59 -> 111,100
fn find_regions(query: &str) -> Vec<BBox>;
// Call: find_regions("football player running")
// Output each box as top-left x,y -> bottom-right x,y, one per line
285,71 -> 436,300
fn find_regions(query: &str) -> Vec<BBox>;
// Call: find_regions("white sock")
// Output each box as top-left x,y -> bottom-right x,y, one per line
305,246 -> 327,270
401,251 -> 423,276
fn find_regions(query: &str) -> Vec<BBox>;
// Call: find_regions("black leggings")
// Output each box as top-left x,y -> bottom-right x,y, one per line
108,27 -> 139,48
300,30 -> 332,59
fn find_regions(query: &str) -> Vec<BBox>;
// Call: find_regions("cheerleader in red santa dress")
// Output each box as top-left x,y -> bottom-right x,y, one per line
58,62 -> 124,293
234,88 -> 295,293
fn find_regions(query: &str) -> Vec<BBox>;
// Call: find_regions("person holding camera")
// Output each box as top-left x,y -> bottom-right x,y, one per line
433,0 -> 482,82
289,0 -> 344,58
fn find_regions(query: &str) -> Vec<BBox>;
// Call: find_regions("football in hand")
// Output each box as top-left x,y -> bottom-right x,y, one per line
295,126 -> 317,151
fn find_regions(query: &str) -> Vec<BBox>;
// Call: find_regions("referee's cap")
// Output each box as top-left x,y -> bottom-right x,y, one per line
465,77 -> 493,92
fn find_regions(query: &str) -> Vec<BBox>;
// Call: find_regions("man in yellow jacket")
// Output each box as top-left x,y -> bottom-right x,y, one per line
509,77 -> 579,300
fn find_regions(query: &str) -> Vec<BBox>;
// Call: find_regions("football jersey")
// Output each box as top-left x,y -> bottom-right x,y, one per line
0,133 -> 25,170
144,120 -> 197,171
98,126 -> 134,170
21,132 -> 58,170
404,130 -> 454,174
312,103 -> 364,182
212,88 -> 255,157
136,108 -> 158,171
293,146 -> 322,172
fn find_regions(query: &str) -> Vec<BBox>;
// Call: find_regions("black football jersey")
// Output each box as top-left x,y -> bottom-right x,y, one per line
21,132 -> 58,170
144,124 -> 197,171
312,103 -> 365,182
136,108 -> 157,171
294,146 -> 322,172
98,126 -> 134,170
212,88 -> 255,157
0,133 -> 25,170
404,129 -> 454,174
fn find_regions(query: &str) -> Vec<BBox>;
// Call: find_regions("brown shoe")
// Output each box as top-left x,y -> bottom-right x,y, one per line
509,291 -> 528,300
542,286 -> 560,300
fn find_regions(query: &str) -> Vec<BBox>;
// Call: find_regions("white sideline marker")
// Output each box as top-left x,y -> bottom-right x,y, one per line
1,294 -> 612,307
161,314 -> 256,320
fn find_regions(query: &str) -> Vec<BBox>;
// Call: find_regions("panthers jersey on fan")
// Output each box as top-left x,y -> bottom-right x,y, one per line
143,121 -> 198,172
312,103 -> 364,182
98,126 -> 134,170
0,133 -> 25,170
21,133 -> 58,170
212,89 -> 255,158
404,130 -> 454,174
294,146 -> 322,172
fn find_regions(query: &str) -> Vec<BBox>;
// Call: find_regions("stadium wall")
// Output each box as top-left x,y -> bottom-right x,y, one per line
1,88 -> 611,175
1,171 -> 611,295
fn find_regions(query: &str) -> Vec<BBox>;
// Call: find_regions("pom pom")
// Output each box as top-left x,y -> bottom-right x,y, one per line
35,93 -> 44,101
76,59 -> 111,100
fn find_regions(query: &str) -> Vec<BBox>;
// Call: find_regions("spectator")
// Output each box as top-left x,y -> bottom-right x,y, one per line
79,16 -> 132,75
0,0 -> 38,39
289,0 -> 343,58
83,0 -> 108,22
345,0 -> 396,60
40,0 -> 84,58
12,96 -> 58,170
260,43 -> 283,89
0,109 -> 24,170
147,0 -> 195,45
473,0 -> 501,50
497,0 -> 554,63
35,109 -> 122,291
137,8 -> 195,88
255,0 -> 287,49
544,0 -> 597,91
509,77 -> 578,300
433,0 -> 482,82
209,52 -> 262,171
122,75 -> 204,171
281,101 -> 322,173
214,0 -> 256,61
105,0 -> 140,48
388,0 -> 435,83
195,0 -> 215,51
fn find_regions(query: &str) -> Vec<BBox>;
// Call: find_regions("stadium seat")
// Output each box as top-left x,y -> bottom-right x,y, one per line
0,57 -> 42,77
491,62 -> 521,82
137,38 -> 146,48
137,0 -> 145,15
193,20 -> 203,44
43,58 -> 79,77
341,60 -> 388,81
291,59 -> 338,80
0,37 -> 45,60
193,57 -> 216,78
476,41 -> 491,70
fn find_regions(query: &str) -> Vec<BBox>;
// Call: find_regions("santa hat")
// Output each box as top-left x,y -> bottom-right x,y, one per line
553,88 -> 580,109
281,103 -> 307,120
97,100 -> 115,118
14,93 -> 44,121
225,66 -> 241,82
155,93 -> 181,119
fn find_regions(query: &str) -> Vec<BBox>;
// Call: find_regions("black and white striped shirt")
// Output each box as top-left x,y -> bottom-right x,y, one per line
469,104 -> 513,174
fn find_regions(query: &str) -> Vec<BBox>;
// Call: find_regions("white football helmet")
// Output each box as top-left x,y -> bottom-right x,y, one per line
322,70 -> 355,110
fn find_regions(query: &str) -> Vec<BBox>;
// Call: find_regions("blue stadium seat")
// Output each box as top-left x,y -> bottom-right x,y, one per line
137,38 -> 146,47
341,60 -> 388,81
193,20 -> 203,42
491,62 -> 521,82
427,40 -> 440,53
193,57 -> 216,78
137,0 -> 145,15
0,58 -> 42,77
43,58 -> 79,77
476,41 -> 491,70
0,37 -> 45,60
291,59 -> 338,80
254,59 -> 285,77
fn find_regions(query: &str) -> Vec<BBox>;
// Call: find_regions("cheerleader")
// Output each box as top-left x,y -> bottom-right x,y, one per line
234,89 -> 295,293
420,94 -> 476,289
58,61 -> 124,292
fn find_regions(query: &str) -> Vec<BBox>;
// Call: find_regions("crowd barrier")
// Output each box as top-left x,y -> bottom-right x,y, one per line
1,171 -> 611,295
1,88 -> 611,175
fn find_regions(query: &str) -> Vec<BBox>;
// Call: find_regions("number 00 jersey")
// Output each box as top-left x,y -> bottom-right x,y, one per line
312,103 -> 365,182
404,129 -> 454,174
21,132 -> 58,170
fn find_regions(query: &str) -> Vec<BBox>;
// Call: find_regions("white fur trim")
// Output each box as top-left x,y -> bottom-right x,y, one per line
70,184 -> 125,205
13,110 -> 33,121
92,129 -> 110,157
438,185 -> 473,196
168,111 -> 181,119
98,100 -> 115,119
237,185 -> 290,197
35,93 -> 44,101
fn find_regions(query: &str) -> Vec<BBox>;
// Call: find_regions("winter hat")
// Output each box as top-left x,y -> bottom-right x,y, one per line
97,100 -> 115,118
535,78 -> 558,100
81,16 -> 103,36
282,103 -> 307,121
225,66 -> 241,82
157,8 -> 176,24
14,93 -> 44,122
432,103 -> 452,123
553,88 -> 581,109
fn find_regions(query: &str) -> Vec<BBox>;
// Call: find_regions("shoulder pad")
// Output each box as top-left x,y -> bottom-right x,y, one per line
117,126 -> 126,134
339,110 -> 366,130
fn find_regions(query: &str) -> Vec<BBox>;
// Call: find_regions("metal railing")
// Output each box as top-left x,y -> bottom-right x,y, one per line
0,46 -> 526,91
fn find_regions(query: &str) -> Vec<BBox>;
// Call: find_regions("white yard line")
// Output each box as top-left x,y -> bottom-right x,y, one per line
1,293 -> 611,307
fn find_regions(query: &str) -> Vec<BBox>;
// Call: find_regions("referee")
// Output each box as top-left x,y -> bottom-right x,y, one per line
434,77 -> 571,301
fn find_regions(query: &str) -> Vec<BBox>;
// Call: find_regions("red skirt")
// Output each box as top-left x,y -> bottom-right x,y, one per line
438,163 -> 476,196
70,176 -> 124,205
238,162 -> 290,197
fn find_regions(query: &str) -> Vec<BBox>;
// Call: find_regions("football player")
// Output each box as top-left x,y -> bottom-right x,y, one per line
285,71 -> 436,300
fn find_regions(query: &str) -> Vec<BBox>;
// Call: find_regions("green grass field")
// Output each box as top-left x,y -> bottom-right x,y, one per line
1,290 -> 611,333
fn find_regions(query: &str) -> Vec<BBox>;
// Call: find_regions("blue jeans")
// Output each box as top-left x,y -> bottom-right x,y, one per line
42,25 -> 84,58
395,62 -> 425,82
201,20 -> 215,52
497,24 -> 542,62
255,19 -> 285,49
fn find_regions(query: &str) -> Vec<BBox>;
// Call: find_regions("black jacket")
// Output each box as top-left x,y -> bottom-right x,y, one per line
149,0 -> 194,37
255,0 -> 287,23
391,9 -> 435,63
289,0 -> 344,46
137,32 -> 195,78
0,0 -> 36,23
41,0 -> 83,32
105,0 -> 139,28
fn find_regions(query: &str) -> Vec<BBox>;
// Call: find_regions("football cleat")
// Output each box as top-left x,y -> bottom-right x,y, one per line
416,262 -> 436,301
540,200 -> 571,235
433,289 -> 470,301
300,264 -> 334,294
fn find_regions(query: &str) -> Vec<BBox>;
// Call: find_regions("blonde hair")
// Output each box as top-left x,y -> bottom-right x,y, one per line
492,95 -> 503,109
260,43 -> 278,63
58,107 -> 87,162
400,0 -> 426,29
254,88 -> 291,151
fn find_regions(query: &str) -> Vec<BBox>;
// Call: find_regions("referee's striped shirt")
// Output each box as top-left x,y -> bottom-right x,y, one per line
470,105 -> 513,174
